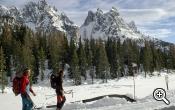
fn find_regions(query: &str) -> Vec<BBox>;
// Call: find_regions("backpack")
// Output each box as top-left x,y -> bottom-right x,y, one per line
50,73 -> 57,89
12,76 -> 21,96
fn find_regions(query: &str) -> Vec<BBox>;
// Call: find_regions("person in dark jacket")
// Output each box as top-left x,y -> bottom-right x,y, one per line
55,70 -> 66,110
20,68 -> 36,110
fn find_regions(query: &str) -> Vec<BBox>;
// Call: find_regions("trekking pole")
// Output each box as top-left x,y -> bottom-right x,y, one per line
30,96 -> 39,110
72,90 -> 74,98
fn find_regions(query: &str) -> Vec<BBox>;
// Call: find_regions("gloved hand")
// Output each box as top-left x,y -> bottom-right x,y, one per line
32,92 -> 36,96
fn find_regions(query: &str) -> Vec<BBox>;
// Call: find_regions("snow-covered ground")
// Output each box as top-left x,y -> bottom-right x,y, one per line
1,72 -> 175,110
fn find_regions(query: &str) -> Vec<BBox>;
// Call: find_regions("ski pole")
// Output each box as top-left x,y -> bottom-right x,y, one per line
69,90 -> 73,98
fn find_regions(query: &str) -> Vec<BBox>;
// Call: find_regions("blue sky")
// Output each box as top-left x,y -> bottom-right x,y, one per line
1,0 -> 175,43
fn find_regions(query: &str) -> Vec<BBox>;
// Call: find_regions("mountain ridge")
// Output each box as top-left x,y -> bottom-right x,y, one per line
0,0 -> 173,46
0,0 -> 79,39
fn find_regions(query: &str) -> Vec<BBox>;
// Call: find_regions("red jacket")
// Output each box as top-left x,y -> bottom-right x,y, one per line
20,75 -> 34,94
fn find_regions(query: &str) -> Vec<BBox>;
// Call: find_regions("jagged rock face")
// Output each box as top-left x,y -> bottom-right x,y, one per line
0,5 -> 8,16
80,7 -> 146,41
0,0 -> 79,39
128,21 -> 137,32
80,7 -> 173,48
84,11 -> 95,26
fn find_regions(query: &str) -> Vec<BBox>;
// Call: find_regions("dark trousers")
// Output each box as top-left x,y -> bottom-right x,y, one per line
21,94 -> 33,110
57,95 -> 66,109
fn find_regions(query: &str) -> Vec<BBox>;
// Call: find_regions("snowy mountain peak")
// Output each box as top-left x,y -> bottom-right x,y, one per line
38,0 -> 48,9
0,0 -> 79,39
110,7 -> 120,16
128,21 -> 138,32
80,7 -> 147,41
84,11 -> 95,26
96,8 -> 103,15
0,4 -> 9,16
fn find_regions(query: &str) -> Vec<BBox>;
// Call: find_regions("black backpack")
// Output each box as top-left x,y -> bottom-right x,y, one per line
50,73 -> 57,89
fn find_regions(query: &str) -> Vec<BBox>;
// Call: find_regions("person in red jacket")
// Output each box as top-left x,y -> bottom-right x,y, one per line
20,68 -> 36,110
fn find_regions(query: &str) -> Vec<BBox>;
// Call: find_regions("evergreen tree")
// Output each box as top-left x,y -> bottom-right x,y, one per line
84,39 -> 91,68
77,37 -> 87,80
89,49 -> 94,84
1,24 -> 13,77
123,39 -> 133,76
11,39 -> 22,74
116,39 -> 124,77
20,45 -> 35,83
96,39 -> 110,83
31,33 -> 40,83
90,38 -> 97,67
69,37 -> 81,85
0,47 -> 6,93
171,45 -> 175,69
59,33 -> 69,68
166,45 -> 175,72
84,39 -> 94,83
90,38 -> 99,79
38,47 -> 46,81
106,38 -> 120,78
143,42 -> 153,77
47,32 -> 64,73
156,49 -> 164,73
151,42 -> 161,73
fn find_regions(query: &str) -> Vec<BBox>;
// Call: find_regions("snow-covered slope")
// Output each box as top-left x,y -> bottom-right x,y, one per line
0,0 -> 79,38
1,72 -> 175,110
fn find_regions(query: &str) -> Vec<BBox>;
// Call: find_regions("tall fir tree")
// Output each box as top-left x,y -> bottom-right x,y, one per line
96,39 -> 110,83
1,24 -> 13,77
77,37 -> 87,80
47,32 -> 63,73
116,39 -> 124,77
69,37 -> 81,85
0,47 -> 6,93
143,42 -> 153,77
106,38 -> 120,78
166,45 -> 175,72
38,47 -> 46,81
84,39 -> 94,83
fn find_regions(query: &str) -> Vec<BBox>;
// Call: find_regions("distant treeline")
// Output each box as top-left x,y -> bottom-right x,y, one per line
0,24 -> 175,86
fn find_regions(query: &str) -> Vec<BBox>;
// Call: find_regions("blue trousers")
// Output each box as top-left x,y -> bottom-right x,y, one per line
21,94 -> 33,110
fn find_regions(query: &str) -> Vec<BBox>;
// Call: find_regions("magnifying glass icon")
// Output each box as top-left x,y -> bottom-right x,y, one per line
153,88 -> 170,105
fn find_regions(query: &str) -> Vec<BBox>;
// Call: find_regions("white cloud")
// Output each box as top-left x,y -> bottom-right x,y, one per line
120,8 -> 167,25
140,27 -> 173,38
